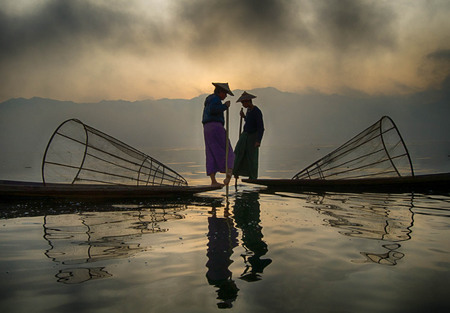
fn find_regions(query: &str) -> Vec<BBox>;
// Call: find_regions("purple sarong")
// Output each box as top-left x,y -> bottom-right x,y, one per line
203,122 -> 235,176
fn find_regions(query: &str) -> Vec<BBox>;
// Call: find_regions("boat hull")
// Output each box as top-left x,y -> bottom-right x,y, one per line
243,173 -> 450,193
0,180 -> 222,199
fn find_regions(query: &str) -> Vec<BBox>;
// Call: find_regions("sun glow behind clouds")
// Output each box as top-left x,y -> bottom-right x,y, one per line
0,0 -> 449,102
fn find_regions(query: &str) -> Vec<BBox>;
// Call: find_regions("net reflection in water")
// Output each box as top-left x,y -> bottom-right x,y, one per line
43,206 -> 186,284
275,191 -> 415,266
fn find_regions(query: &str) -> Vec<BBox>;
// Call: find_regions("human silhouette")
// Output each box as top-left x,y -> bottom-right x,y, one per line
205,207 -> 239,308
233,191 -> 272,282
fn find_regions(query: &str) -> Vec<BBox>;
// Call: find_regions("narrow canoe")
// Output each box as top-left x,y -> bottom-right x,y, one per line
0,180 -> 222,200
243,172 -> 450,193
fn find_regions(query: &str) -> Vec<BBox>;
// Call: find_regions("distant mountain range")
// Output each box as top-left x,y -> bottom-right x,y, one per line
2,86 -> 449,146
1,86 -> 449,180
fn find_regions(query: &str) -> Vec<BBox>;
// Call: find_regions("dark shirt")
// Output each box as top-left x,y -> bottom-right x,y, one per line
202,93 -> 228,125
243,106 -> 264,143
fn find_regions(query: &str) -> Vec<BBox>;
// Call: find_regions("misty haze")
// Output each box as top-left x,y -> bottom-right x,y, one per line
1,86 -> 449,183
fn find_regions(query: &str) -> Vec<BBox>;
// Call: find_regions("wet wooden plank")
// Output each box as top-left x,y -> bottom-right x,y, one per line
243,173 -> 450,193
0,180 -> 222,199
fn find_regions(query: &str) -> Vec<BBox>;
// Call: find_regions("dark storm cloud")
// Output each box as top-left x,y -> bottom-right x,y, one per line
0,0 -> 163,59
1,1 -> 105,56
314,0 -> 397,52
419,49 -> 450,89
175,0 -> 309,52
174,0 -> 397,55
427,49 -> 450,62
0,0 -> 399,61
426,49 -> 450,91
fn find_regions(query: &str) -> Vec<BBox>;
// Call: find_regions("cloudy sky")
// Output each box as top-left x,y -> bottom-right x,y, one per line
1,0 -> 449,102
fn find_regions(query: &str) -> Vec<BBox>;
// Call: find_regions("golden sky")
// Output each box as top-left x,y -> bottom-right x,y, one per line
1,0 -> 449,102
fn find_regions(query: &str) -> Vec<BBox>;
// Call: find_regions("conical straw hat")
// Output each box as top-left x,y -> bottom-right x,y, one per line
212,82 -> 234,96
236,91 -> 256,102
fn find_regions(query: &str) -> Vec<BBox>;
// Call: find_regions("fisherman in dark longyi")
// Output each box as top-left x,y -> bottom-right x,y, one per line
233,91 -> 264,180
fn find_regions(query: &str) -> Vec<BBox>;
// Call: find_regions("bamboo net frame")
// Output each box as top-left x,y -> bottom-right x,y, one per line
42,119 -> 188,186
293,116 -> 414,180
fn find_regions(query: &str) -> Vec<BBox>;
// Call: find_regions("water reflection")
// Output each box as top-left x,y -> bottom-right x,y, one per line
361,243 -> 405,266
233,191 -> 272,281
205,205 -> 239,309
43,203 -> 187,284
205,191 -> 271,308
274,191 -> 415,266
56,267 -> 112,284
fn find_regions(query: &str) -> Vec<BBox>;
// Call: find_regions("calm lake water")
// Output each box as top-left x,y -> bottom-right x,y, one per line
1,185 -> 449,313
1,143 -> 450,313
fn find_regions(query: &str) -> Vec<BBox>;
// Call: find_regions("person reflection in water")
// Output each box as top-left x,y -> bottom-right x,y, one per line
233,191 -> 272,282
205,206 -> 239,309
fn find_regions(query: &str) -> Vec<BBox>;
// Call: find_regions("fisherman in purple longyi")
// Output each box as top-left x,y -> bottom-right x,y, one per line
202,82 -> 235,186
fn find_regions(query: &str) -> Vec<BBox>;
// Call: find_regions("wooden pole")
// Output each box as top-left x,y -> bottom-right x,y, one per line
225,107 -> 229,196
235,109 -> 243,188
239,108 -> 243,135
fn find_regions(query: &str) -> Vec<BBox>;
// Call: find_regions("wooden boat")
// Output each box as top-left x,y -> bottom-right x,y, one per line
243,172 -> 450,193
0,180 -> 222,200
0,119 -> 224,200
242,117 -> 449,193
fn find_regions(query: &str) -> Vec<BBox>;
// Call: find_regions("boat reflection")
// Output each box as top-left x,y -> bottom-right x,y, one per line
43,203 -> 187,284
205,191 -> 271,309
273,191 -> 414,266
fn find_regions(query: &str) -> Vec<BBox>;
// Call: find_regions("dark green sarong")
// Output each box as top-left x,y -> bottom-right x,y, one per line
233,132 -> 259,179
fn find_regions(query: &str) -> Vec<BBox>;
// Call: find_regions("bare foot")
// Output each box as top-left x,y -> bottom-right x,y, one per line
211,182 -> 224,187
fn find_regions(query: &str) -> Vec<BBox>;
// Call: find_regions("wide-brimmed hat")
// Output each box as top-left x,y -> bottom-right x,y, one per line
236,91 -> 256,103
212,82 -> 234,96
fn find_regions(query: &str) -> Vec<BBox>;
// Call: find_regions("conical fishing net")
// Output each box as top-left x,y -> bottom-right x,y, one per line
293,116 -> 414,180
42,119 -> 188,186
